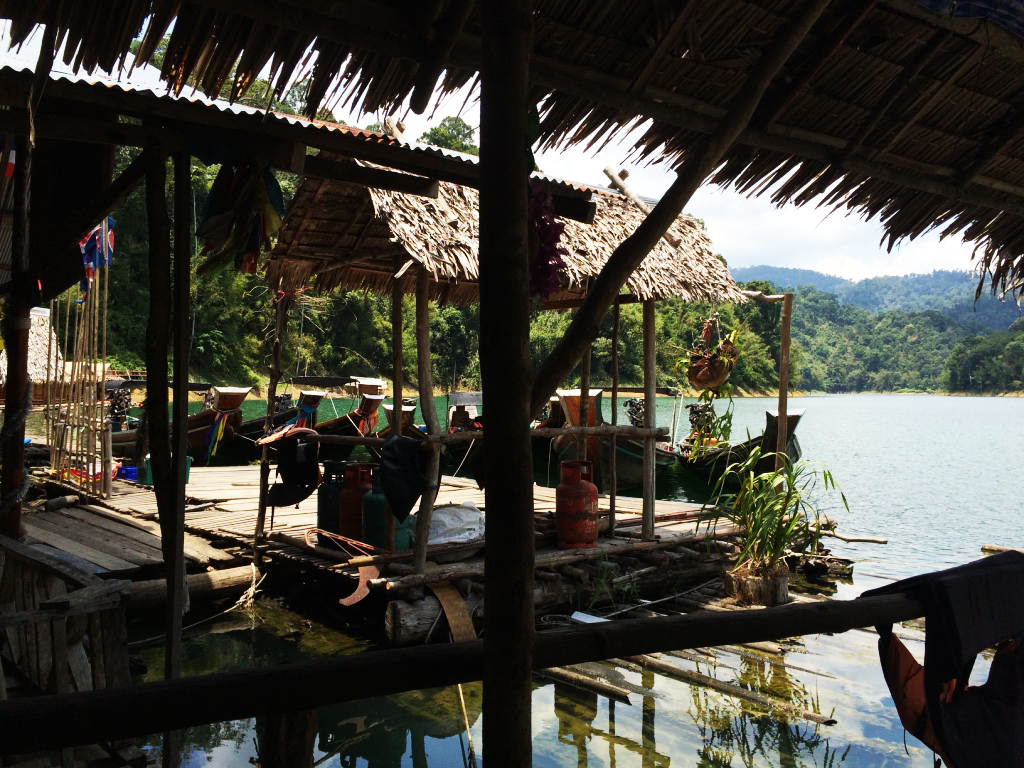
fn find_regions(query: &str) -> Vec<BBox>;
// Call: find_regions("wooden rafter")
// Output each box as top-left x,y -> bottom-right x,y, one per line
870,43 -> 985,158
956,106 -> 1024,188
627,0 -> 701,96
752,0 -> 878,128
303,155 -> 440,198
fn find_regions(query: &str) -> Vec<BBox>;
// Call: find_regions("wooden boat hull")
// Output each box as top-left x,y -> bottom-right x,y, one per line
555,433 -> 677,491
316,393 -> 385,461
677,409 -> 804,486
214,407 -> 300,462
110,407 -> 244,466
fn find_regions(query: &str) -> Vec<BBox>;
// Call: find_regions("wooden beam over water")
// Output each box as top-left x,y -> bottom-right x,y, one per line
0,593 -> 924,754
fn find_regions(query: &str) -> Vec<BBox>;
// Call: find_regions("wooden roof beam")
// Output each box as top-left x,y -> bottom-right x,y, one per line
627,0 -> 701,96
302,154 -> 439,198
955,107 -> 1024,189
870,43 -> 985,159
752,0 -> 878,129
510,50 -> 1024,216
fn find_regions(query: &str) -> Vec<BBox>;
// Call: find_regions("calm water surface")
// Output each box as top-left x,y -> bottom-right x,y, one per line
135,394 -> 1023,766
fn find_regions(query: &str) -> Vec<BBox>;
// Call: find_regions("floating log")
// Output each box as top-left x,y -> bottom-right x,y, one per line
537,666 -> 633,704
127,567 -> 254,609
618,654 -> 836,726
981,544 -> 1023,554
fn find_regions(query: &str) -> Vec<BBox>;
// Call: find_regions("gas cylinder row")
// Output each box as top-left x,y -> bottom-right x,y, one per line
317,461 -> 413,550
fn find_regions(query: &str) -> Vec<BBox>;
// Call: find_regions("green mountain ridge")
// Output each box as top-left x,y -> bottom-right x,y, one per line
730,265 -> 1022,332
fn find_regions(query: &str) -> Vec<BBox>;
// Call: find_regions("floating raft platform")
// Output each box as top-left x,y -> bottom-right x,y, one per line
28,465 -> 736,644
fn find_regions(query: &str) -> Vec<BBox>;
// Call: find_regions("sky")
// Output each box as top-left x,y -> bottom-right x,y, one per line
371,102 -> 982,284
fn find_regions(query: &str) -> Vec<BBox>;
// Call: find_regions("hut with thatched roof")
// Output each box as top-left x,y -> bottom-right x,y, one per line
267,152 -> 745,308
0,313 -> 65,404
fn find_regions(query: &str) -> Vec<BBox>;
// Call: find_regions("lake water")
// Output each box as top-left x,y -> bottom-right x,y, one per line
133,394 -> 1024,766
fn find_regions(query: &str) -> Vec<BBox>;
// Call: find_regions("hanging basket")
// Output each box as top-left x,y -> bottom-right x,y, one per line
686,339 -> 739,390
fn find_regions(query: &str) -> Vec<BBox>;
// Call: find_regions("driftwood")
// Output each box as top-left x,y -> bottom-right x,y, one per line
981,544 -> 1022,554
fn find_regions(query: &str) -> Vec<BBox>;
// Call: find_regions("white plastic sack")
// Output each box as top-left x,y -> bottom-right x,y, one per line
411,501 -> 486,562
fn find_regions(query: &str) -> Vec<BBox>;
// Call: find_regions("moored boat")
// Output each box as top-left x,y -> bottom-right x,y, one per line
550,388 -> 677,492
676,408 -> 805,486
109,385 -> 250,466
315,378 -> 387,461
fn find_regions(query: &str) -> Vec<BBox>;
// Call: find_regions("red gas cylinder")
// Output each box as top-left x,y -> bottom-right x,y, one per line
339,463 -> 374,540
555,460 -> 599,549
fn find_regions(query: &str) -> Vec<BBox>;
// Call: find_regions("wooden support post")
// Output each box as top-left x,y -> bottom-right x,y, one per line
255,294 -> 288,562
143,151 -> 184,764
259,709 -> 317,767
578,339 -> 591,462
480,0 -> 535,762
608,303 -> 620,535
775,293 -> 793,471
642,300 -> 656,539
388,258 -> 404,550
1,134 -> 31,539
412,270 -> 441,575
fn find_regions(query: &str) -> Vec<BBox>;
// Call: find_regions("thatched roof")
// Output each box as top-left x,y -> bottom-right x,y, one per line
0,315 -> 65,386
266,153 -> 744,305
6,2 -> 1024,295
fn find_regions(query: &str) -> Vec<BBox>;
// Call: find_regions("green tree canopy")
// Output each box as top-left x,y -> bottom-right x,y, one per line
418,117 -> 479,155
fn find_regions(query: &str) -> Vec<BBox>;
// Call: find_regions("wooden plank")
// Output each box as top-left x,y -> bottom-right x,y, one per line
100,608 -> 130,689
88,612 -> 106,691
0,534 -> 100,587
23,517 -> 162,568
20,522 -> 138,573
67,640 -> 92,693
24,543 -> 109,575
39,509 -> 167,562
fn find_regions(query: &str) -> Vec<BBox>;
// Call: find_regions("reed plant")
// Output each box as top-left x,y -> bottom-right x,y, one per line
705,447 -> 847,578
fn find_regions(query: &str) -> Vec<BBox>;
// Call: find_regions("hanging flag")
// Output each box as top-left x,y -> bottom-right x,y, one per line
79,217 -> 116,294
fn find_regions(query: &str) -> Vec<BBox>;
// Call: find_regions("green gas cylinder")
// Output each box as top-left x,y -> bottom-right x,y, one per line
361,468 -> 413,550
317,460 -> 346,534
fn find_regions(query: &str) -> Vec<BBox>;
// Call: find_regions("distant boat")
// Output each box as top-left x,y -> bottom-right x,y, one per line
676,409 -> 805,486
549,388 -> 677,492
217,390 -> 327,462
314,378 -> 387,461
109,385 -> 250,466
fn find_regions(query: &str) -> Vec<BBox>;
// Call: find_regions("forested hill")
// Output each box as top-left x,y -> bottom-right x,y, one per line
731,266 -> 1023,332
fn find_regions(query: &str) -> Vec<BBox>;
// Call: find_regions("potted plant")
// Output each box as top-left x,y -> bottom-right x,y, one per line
703,447 -> 847,606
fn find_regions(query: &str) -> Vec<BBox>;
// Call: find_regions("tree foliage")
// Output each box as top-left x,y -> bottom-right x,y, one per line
418,117 -> 479,155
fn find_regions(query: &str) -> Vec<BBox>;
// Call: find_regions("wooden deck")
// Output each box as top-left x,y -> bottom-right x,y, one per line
25,465 -> 722,596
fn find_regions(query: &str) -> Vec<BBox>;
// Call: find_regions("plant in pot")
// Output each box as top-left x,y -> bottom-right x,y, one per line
703,447 -> 847,606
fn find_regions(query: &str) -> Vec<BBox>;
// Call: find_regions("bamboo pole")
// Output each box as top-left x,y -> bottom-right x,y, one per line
255,293 -> 288,562
774,293 -> 793,471
529,0 -> 832,417
641,300 -> 656,539
388,256 -> 404,550
412,269 -> 441,575
609,303 -> 619,535
578,339 -> 591,462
